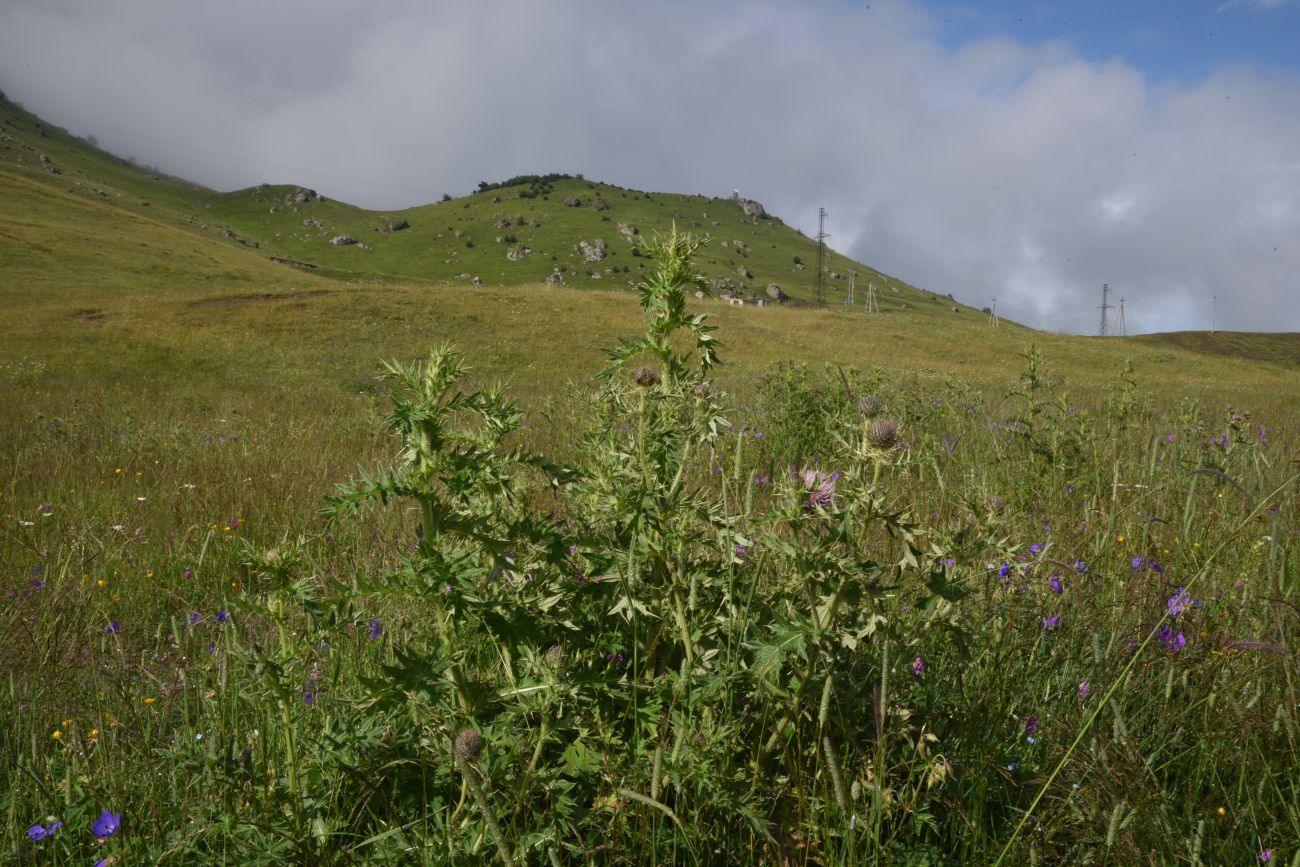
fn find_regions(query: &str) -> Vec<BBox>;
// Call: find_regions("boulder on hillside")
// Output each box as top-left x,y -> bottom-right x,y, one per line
545,270 -> 565,285
578,239 -> 607,262
591,198 -> 609,211
292,187 -> 322,204
384,218 -> 410,232
329,235 -> 357,246
737,265 -> 753,280
506,244 -> 531,262
617,221 -> 639,241
766,282 -> 788,303
563,196 -> 583,207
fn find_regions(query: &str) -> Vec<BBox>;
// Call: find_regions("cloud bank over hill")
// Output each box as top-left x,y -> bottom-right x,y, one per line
2,0 -> 1298,334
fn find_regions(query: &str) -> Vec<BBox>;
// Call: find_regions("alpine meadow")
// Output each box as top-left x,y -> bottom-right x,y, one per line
2,87 -> 1298,867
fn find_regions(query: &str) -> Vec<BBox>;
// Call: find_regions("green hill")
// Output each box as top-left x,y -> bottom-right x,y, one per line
3,90 -> 1299,410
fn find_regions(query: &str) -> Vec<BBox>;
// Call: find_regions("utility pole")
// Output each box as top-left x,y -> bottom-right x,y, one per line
1211,294 -> 1217,333
1098,283 -> 1112,336
989,296 -> 999,328
814,208 -> 828,308
865,282 -> 880,314
847,270 -> 855,306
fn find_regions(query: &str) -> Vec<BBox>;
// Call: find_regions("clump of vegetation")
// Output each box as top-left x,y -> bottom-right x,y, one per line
2,231 -> 1297,865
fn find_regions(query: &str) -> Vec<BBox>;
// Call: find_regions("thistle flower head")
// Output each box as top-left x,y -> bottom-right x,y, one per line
454,728 -> 484,764
858,395 -> 883,418
633,365 -> 659,388
866,418 -> 898,449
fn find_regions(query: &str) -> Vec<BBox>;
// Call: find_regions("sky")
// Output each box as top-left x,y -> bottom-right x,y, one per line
1,0 -> 1298,335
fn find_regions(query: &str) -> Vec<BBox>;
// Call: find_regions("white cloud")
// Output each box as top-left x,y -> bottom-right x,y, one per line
1,0 -> 1297,334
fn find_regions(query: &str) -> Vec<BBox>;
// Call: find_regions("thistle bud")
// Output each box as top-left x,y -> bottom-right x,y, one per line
454,728 -> 484,764
634,365 -> 659,387
858,395 -> 883,418
866,418 -> 898,449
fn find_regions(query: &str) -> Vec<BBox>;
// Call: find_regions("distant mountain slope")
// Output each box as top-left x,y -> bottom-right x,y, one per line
0,92 -> 970,318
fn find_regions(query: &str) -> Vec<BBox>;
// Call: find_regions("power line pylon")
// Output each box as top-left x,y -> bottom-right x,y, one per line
1116,297 -> 1127,336
814,208 -> 828,308
1098,283 -> 1112,336
989,296 -> 999,328
865,282 -> 880,314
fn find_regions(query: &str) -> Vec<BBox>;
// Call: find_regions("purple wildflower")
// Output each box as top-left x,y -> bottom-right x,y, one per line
1131,556 -> 1145,571
1167,587 -> 1199,618
911,656 -> 925,676
802,470 -> 837,511
27,823 -> 49,841
1042,613 -> 1060,630
1078,680 -> 1090,698
189,612 -> 202,625
182,568 -> 193,579
92,809 -> 121,838
1073,559 -> 1087,574
1050,573 -> 1063,595
1259,850 -> 1273,862
368,618 -> 382,641
1157,625 -> 1186,653
998,562 -> 1012,579
1024,715 -> 1039,735
215,609 -> 229,623
734,543 -> 748,558
1029,543 -> 1044,555
106,621 -> 121,634
302,689 -> 316,705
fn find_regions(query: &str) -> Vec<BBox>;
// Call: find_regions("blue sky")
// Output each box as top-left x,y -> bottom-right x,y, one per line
929,0 -> 1300,82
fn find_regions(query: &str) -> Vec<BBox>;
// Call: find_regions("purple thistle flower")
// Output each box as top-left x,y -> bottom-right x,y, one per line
92,809 -> 121,838
368,618 -> 382,641
911,656 -> 925,676
1050,573 -> 1063,595
1078,680 -> 1090,698
1042,613 -> 1060,630
182,568 -> 193,579
802,470 -> 837,511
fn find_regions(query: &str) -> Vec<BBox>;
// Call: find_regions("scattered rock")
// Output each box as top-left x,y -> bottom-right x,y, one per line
471,276 -> 481,286
563,196 -> 583,207
591,198 -> 609,211
741,199 -> 766,219
709,276 -> 737,294
329,235 -> 357,246
506,244 -> 531,262
384,218 -> 410,232
578,239 -> 607,262
737,266 -> 753,280
766,283 -> 788,302
302,218 -> 325,229
951,306 -> 960,313
617,221 -> 639,242
292,187 -> 322,204
545,270 -> 564,285
720,240 -> 729,248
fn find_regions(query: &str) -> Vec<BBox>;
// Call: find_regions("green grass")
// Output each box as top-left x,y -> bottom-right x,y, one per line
2,96 -> 1299,865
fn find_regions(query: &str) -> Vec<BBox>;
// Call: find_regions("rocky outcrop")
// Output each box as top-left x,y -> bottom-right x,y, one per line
591,198 -> 609,211
617,221 -> 639,242
329,235 -> 357,246
384,218 -> 409,232
545,269 -> 565,285
741,199 -> 765,219
578,239 -> 607,262
563,196 -> 582,207
506,244 -> 531,262
292,187 -> 322,204
737,265 -> 753,280
766,283 -> 788,302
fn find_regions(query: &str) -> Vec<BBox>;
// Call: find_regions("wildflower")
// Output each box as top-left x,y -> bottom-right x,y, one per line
182,569 -> 193,579
189,612 -> 202,625
143,697 -> 156,705
1259,850 -> 1273,862
633,365 -> 659,387
1217,806 -> 1226,816
215,609 -> 229,623
454,728 -> 484,764
368,618 -> 382,641
1074,559 -> 1087,573
998,561 -> 1012,579
92,809 -> 121,838
89,728 -> 99,738
858,395 -> 883,418
1116,533 -> 1126,543
1167,587 -> 1199,618
27,820 -> 61,841
51,730 -> 62,740
302,689 -> 316,705
1078,680 -> 1090,698
1024,716 -> 1039,735
106,621 -> 121,634
1042,614 -> 1060,630
1050,573 -> 1063,594
734,542 -> 748,558
1157,625 -> 1186,653
1007,762 -> 1019,771
1131,556 -> 1145,571
866,418 -> 899,449
1029,543 -> 1044,555
802,470 -> 837,511
911,656 -> 925,676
